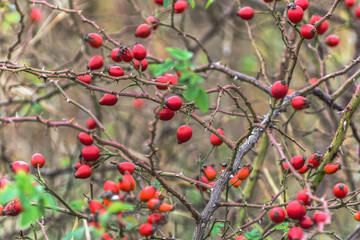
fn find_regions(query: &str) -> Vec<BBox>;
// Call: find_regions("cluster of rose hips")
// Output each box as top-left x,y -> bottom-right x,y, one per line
271,80 -> 310,110
199,163 -> 252,191
237,0 -> 360,46
83,162 -> 174,239
268,182 -> 352,239
82,31 -> 148,108
75,132 -> 99,179
281,152 -> 342,176
0,153 -> 46,217
4,154 -> 174,239
135,0 -> 188,38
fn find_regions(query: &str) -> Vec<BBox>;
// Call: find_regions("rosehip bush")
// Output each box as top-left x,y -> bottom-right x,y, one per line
1,0 -> 360,239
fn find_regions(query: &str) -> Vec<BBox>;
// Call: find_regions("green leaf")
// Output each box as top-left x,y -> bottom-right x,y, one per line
189,73 -> 204,84
245,229 -> 262,240
70,200 -> 85,212
43,194 -> 57,209
211,223 -> 224,236
188,0 -> 195,8
174,61 -> 188,71
194,88 -> 209,112
164,0 -> 171,8
205,0 -> 215,8
62,227 -> 85,240
183,85 -> 199,101
99,212 -> 110,226
166,47 -> 194,60
0,186 -> 18,204
108,202 -> 134,213
150,59 -> 174,76
179,70 -> 191,83
5,11 -> 20,23
274,222 -> 289,231
19,206 -> 39,227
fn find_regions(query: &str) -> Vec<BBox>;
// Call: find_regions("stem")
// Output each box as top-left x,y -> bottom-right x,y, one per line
310,86 -> 360,191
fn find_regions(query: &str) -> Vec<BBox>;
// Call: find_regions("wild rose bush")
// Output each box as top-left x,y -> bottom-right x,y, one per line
0,0 -> 360,239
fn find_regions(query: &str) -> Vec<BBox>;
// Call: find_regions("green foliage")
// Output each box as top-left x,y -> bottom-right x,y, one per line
62,226 -> 85,240
163,0 -> 171,8
274,222 -> 289,232
0,171 -> 57,227
150,47 -> 209,112
107,202 -> 134,214
32,103 -> 43,115
167,47 -> 194,60
188,0 -> 195,8
151,58 -> 174,76
211,222 -> 224,236
70,200 -> 86,212
205,0 -> 215,8
4,11 -> 20,23
245,228 -> 262,240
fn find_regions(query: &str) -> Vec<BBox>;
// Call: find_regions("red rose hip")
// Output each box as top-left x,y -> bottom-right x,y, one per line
75,165 -> 92,179
77,75 -> 92,84
117,162 -> 135,175
177,125 -> 193,143
86,117 -> 97,129
300,24 -> 317,39
166,96 -> 182,111
356,4 -> 360,18
139,223 -> 154,236
269,207 -> 286,223
202,165 -> 217,180
210,128 -> 225,146
110,48 -> 122,62
308,152 -> 323,168
287,4 -> 304,24
313,211 -> 329,225
288,227 -> 304,240
291,96 -> 310,110
88,55 -> 104,70
237,7 -> 254,20
286,200 -> 306,220
294,0 -> 308,11
325,35 -> 340,47
134,59 -> 148,71
174,1 -> 187,13
297,189 -> 312,206
78,132 -> 93,145
324,163 -> 342,174
158,108 -> 175,121
139,186 -> 156,202
271,80 -> 289,99
299,216 -> 313,229
135,24 -> 151,38
29,8 -> 42,23
132,43 -> 147,60
310,15 -> 328,34
85,33 -> 103,48
11,161 -> 30,174
290,156 -> 305,170
99,94 -> 118,106
108,66 -> 124,77
333,183 -> 348,199
31,153 -> 45,168
81,145 -> 100,162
